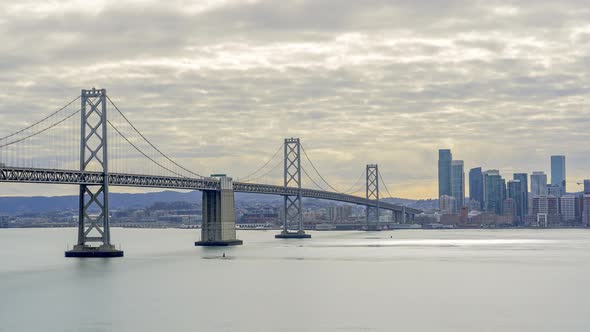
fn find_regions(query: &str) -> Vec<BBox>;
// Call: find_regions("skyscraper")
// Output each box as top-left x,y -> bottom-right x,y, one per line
438,149 -> 452,199
584,179 -> 590,195
551,155 -> 566,194
507,180 -> 522,223
530,171 -> 548,197
560,195 -> 576,223
484,170 -> 505,215
547,184 -> 563,198
583,195 -> 590,226
451,160 -> 465,212
513,173 -> 529,217
469,167 -> 484,210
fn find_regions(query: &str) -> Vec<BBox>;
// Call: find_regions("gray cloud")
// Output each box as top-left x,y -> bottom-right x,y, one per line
0,0 -> 589,198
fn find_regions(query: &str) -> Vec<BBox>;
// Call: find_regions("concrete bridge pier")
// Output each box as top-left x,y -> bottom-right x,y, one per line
195,176 -> 243,246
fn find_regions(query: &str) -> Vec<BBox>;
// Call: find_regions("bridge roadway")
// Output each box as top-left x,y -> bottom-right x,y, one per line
0,166 -> 421,215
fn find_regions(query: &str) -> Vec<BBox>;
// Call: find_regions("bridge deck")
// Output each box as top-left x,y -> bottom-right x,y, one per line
0,167 -> 421,214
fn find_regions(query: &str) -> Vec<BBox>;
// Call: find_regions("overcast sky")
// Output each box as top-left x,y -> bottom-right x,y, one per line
1,0 -> 589,198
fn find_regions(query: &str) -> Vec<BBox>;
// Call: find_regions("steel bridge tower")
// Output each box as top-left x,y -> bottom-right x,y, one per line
66,88 -> 123,257
276,138 -> 311,239
366,164 -> 380,231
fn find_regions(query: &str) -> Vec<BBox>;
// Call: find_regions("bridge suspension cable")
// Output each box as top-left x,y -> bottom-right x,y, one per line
106,96 -> 204,178
241,157 -> 284,183
238,143 -> 283,182
343,169 -> 365,194
300,143 -> 341,192
0,96 -> 80,142
106,120 -> 188,178
378,168 -> 394,199
0,109 -> 81,149
301,165 -> 328,191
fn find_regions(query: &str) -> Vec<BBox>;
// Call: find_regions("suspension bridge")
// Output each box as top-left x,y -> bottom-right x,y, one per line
0,88 -> 420,257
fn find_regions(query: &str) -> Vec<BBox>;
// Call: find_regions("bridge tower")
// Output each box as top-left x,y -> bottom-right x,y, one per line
366,164 -> 380,231
195,175 -> 243,246
276,138 -> 311,239
66,88 -> 123,257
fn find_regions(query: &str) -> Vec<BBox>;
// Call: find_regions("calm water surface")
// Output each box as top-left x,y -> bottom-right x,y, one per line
1,228 -> 589,332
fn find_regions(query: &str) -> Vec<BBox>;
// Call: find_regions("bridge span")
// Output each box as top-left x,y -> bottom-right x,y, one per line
0,88 -> 421,257
0,166 -> 420,215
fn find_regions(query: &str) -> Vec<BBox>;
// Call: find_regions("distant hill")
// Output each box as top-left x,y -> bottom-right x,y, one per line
0,190 -> 430,216
0,191 -> 280,215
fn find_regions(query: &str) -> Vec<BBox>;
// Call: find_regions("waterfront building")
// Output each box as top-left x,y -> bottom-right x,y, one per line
507,180 -> 522,223
438,149 -> 452,200
327,206 -> 352,223
531,171 -> 548,197
532,195 -> 560,226
513,173 -> 529,218
551,155 -> 566,194
560,195 -> 576,223
502,198 -> 516,224
468,199 -> 481,212
583,195 -> 590,226
469,167 -> 484,210
451,160 -> 465,212
439,195 -> 456,214
483,170 -> 505,215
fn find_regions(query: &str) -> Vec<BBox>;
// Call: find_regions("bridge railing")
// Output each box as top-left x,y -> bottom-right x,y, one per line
0,166 -> 421,214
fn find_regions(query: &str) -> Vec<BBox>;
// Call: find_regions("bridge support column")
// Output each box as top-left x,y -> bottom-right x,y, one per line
196,176 -> 243,246
276,138 -> 310,239
66,88 -> 123,258
366,164 -> 380,231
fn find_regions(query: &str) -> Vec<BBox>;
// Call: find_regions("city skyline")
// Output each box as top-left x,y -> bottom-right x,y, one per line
441,151 -> 586,201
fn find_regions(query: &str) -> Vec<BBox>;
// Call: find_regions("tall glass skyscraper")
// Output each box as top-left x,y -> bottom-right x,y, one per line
507,180 -> 523,223
484,170 -> 505,215
469,167 -> 483,210
531,171 -> 548,197
551,155 -> 566,194
438,149 -> 452,199
513,173 -> 529,218
451,160 -> 465,211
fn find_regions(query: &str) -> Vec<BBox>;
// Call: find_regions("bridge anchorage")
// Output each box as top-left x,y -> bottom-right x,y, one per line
276,138 -> 311,239
66,89 -> 123,257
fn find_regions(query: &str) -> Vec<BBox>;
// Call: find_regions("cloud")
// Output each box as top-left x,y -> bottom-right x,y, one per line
0,0 -> 589,198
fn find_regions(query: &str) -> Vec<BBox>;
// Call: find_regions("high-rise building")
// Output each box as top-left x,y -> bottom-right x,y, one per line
560,195 -> 576,223
451,160 -> 465,212
584,180 -> 590,195
513,173 -> 529,217
469,167 -> 484,210
507,180 -> 522,223
503,198 -> 516,217
530,171 -> 548,197
583,195 -> 590,226
575,195 -> 585,223
438,149 -> 452,200
532,195 -> 559,227
483,170 -> 505,215
547,184 -> 563,198
439,194 -> 456,214
327,206 -> 353,222
551,155 -> 566,194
